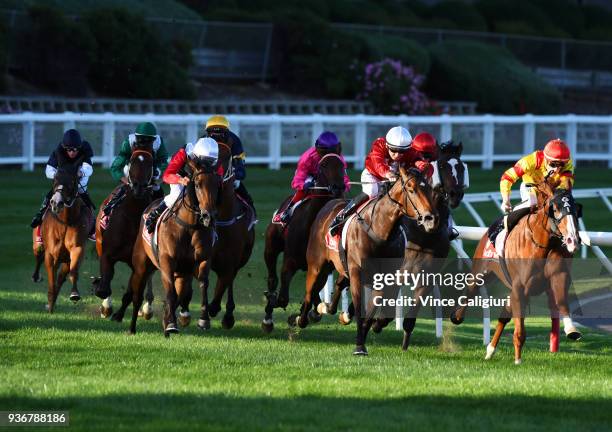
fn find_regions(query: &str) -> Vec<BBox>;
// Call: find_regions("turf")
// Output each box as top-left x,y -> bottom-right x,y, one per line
1,166 -> 611,432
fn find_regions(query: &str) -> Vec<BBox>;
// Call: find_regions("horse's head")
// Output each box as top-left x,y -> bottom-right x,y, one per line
186,157 -> 221,228
50,152 -> 82,214
316,153 -> 346,198
127,149 -> 154,198
548,189 -> 580,253
393,167 -> 439,232
433,140 -> 468,208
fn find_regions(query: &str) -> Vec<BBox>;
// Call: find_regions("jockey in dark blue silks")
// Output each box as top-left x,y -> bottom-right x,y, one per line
30,129 -> 96,238
204,115 -> 255,214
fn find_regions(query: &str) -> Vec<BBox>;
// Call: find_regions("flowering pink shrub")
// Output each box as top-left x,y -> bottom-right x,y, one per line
357,58 -> 430,115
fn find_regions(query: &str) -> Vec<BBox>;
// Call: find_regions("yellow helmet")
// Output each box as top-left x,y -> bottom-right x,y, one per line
205,115 -> 230,130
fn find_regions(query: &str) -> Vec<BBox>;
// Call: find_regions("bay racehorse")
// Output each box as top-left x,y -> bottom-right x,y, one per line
93,147 -> 159,318
32,152 -> 92,312
112,155 -> 222,336
291,167 -> 438,355
450,183 -> 581,364
261,153 -> 346,332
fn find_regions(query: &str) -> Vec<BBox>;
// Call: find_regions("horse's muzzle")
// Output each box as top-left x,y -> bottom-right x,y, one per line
418,213 -> 438,232
199,210 -> 216,227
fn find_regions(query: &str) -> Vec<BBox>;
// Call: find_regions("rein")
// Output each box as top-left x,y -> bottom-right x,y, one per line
127,149 -> 154,190
171,170 -> 216,230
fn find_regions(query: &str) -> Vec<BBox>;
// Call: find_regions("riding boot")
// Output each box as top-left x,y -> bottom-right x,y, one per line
329,192 -> 368,236
30,191 -> 52,228
447,214 -> 459,240
146,201 -> 167,233
103,184 -> 127,216
236,182 -> 256,218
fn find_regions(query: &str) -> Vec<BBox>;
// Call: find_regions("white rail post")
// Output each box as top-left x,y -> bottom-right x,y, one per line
268,115 -> 281,170
566,114 -> 577,167
395,286 -> 403,331
354,115 -> 367,169
22,116 -> 35,171
523,115 -> 535,154
479,285 -> 491,346
320,274 -> 333,304
440,114 -> 452,143
578,218 -> 588,259
482,115 -> 494,169
63,112 -> 75,133
102,113 -> 115,168
433,285 -> 443,338
341,287 -> 349,313
186,120 -> 199,145
608,119 -> 612,169
311,113 -> 324,145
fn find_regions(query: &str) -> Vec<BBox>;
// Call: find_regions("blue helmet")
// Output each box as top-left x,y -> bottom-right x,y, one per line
62,129 -> 82,150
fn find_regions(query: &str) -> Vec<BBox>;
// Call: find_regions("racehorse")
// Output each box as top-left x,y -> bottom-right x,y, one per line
450,183 -> 581,364
319,142 -> 469,344
261,153 -> 346,333
92,147 -> 158,318
112,155 -> 222,336
32,152 -> 92,313
292,167 -> 438,355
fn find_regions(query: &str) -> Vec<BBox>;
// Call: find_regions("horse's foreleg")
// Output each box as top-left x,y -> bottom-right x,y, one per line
197,261 -> 211,331
511,288 -> 527,364
32,243 -> 44,283
277,257 -> 298,309
549,271 -> 581,341
222,275 -> 236,330
350,267 -> 368,355
160,264 -> 178,336
295,264 -> 329,329
177,276 -> 193,328
95,253 -> 114,299
209,273 -> 228,318
485,306 -> 511,360
67,245 -> 84,302
44,253 -> 58,313
402,285 -> 429,351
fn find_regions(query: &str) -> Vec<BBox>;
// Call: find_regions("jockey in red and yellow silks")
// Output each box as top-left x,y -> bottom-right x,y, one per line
500,139 -> 574,212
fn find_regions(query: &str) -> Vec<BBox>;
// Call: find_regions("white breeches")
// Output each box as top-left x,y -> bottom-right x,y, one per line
361,169 -> 380,198
514,182 -> 537,210
164,184 -> 184,207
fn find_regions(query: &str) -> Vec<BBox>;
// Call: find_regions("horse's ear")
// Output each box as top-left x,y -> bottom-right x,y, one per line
456,141 -> 463,156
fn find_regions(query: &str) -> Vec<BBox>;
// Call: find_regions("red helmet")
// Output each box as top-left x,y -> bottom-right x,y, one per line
411,132 -> 438,160
543,139 -> 570,162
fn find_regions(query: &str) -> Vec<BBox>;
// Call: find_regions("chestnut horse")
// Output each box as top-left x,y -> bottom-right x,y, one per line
32,153 -> 92,312
261,153 -> 346,332
93,147 -> 157,318
451,184 -> 581,364
112,155 -> 222,336
292,167 -> 438,355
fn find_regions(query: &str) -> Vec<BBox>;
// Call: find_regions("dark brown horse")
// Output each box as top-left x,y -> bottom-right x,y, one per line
204,143 -> 256,329
292,167 -> 438,355
451,184 -> 580,364
112,156 -> 221,336
93,148 -> 157,318
32,153 -> 92,313
261,153 -> 346,332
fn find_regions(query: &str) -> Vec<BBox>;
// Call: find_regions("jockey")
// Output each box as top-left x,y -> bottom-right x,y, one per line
272,131 -> 350,225
144,137 -> 221,233
329,127 -> 435,235
500,138 -> 574,213
103,122 -> 169,215
30,129 -> 96,237
205,115 -> 254,212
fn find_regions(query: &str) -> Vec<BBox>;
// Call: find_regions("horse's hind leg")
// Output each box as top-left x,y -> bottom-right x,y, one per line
326,275 -> 349,315
485,306 -> 511,360
44,253 -> 59,313
292,263 -> 331,329
94,253 -> 115,299
68,245 -> 85,302
139,276 -> 155,320
209,273 -> 227,318
277,257 -> 298,309
177,276 -> 193,328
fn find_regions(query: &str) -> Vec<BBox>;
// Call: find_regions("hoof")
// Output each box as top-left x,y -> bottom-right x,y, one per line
276,295 -> 289,310
99,306 -> 113,319
94,287 -> 111,300
287,313 -> 299,328
450,310 -> 464,325
316,302 -> 329,315
197,319 -> 211,330
143,311 -> 154,321
208,302 -> 221,318
69,291 -> 81,302
178,312 -> 191,328
566,329 -> 582,341
353,345 -> 368,356
261,319 -> 274,333
484,343 -> 496,360
45,303 -> 52,313
338,312 -> 352,325
372,320 -> 383,334
222,315 -> 235,330
110,312 -> 124,323
165,322 -> 179,334
31,274 -> 42,283
308,309 -> 322,323
514,359 -> 522,365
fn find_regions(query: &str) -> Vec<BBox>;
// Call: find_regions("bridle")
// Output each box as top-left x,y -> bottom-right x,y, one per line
314,153 -> 344,196
174,168 -> 219,229
127,149 -> 154,190
526,193 -> 576,249
383,171 -> 431,223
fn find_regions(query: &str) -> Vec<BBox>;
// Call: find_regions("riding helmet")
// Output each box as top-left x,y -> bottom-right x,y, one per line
385,126 -> 412,152
544,139 -> 570,162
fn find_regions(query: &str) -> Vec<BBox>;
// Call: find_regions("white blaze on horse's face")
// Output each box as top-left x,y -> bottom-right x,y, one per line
559,196 -> 579,253
430,161 -> 442,188
138,155 -> 144,162
50,187 -> 64,213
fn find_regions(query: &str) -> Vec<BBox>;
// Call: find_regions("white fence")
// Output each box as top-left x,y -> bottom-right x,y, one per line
1,112 -> 612,171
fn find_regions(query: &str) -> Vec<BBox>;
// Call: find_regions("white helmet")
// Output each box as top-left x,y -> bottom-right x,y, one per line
187,137 -> 219,165
385,126 -> 412,152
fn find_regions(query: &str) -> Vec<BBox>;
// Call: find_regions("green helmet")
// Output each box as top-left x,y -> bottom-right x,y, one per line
135,122 -> 157,137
